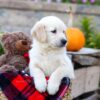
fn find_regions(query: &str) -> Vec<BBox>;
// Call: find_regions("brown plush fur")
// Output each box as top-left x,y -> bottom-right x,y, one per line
0,32 -> 32,73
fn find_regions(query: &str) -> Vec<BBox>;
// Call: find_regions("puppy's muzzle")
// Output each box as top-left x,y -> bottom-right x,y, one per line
60,39 -> 67,47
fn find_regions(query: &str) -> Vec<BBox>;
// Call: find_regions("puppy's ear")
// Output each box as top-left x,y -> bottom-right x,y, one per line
31,22 -> 47,43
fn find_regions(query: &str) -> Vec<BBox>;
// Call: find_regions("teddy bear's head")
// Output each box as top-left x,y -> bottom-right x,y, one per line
1,32 -> 32,55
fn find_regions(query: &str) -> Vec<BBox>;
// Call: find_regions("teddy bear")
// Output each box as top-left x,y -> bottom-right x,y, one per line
0,32 -> 32,73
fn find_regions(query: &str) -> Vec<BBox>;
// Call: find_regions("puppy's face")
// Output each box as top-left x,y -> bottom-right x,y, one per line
31,16 -> 67,49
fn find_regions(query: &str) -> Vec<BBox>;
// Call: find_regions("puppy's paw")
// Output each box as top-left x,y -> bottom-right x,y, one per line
47,79 -> 60,95
34,78 -> 47,93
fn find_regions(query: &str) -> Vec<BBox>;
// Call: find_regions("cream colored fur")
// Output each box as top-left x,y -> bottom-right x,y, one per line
29,16 -> 75,95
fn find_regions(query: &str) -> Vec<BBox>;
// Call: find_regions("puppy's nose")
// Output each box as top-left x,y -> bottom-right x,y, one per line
61,39 -> 67,45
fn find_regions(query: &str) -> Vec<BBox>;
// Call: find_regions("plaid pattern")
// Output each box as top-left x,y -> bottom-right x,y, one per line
0,71 -> 70,100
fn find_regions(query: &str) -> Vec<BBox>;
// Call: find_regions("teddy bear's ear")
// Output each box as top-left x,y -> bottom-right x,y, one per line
1,33 -> 11,43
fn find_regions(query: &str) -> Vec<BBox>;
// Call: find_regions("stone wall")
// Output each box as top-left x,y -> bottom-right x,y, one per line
0,0 -> 100,33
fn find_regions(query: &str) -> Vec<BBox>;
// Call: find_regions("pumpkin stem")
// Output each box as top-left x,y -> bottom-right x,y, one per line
66,6 -> 74,28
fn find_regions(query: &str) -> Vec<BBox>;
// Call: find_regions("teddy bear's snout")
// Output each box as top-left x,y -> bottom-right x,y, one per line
15,40 -> 31,51
21,40 -> 28,45
21,40 -> 32,50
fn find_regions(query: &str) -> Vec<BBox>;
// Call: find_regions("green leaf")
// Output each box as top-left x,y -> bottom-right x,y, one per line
80,17 -> 100,49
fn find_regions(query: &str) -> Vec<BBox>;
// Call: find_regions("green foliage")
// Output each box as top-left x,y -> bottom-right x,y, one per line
0,32 -> 4,55
80,17 -> 100,49
89,33 -> 100,48
62,0 -> 100,5
62,0 -> 70,3
0,43 -> 4,55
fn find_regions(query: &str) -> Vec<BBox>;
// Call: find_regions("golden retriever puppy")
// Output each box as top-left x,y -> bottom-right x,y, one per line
29,16 -> 75,95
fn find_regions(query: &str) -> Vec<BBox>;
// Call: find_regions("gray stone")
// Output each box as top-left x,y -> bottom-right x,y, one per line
0,0 -> 100,33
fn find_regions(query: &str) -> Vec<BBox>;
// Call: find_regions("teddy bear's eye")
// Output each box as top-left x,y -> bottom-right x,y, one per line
51,29 -> 57,34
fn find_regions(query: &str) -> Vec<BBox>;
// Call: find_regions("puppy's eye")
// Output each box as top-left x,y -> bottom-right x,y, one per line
51,29 -> 57,34
63,30 -> 65,34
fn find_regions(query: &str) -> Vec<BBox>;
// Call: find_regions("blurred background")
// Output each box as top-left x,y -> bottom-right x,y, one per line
0,0 -> 100,49
0,0 -> 100,100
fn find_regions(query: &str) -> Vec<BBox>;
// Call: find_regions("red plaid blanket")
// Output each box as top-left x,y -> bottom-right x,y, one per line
0,71 -> 70,100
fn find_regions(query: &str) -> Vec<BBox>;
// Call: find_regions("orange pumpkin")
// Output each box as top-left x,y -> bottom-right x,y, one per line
66,28 -> 85,51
